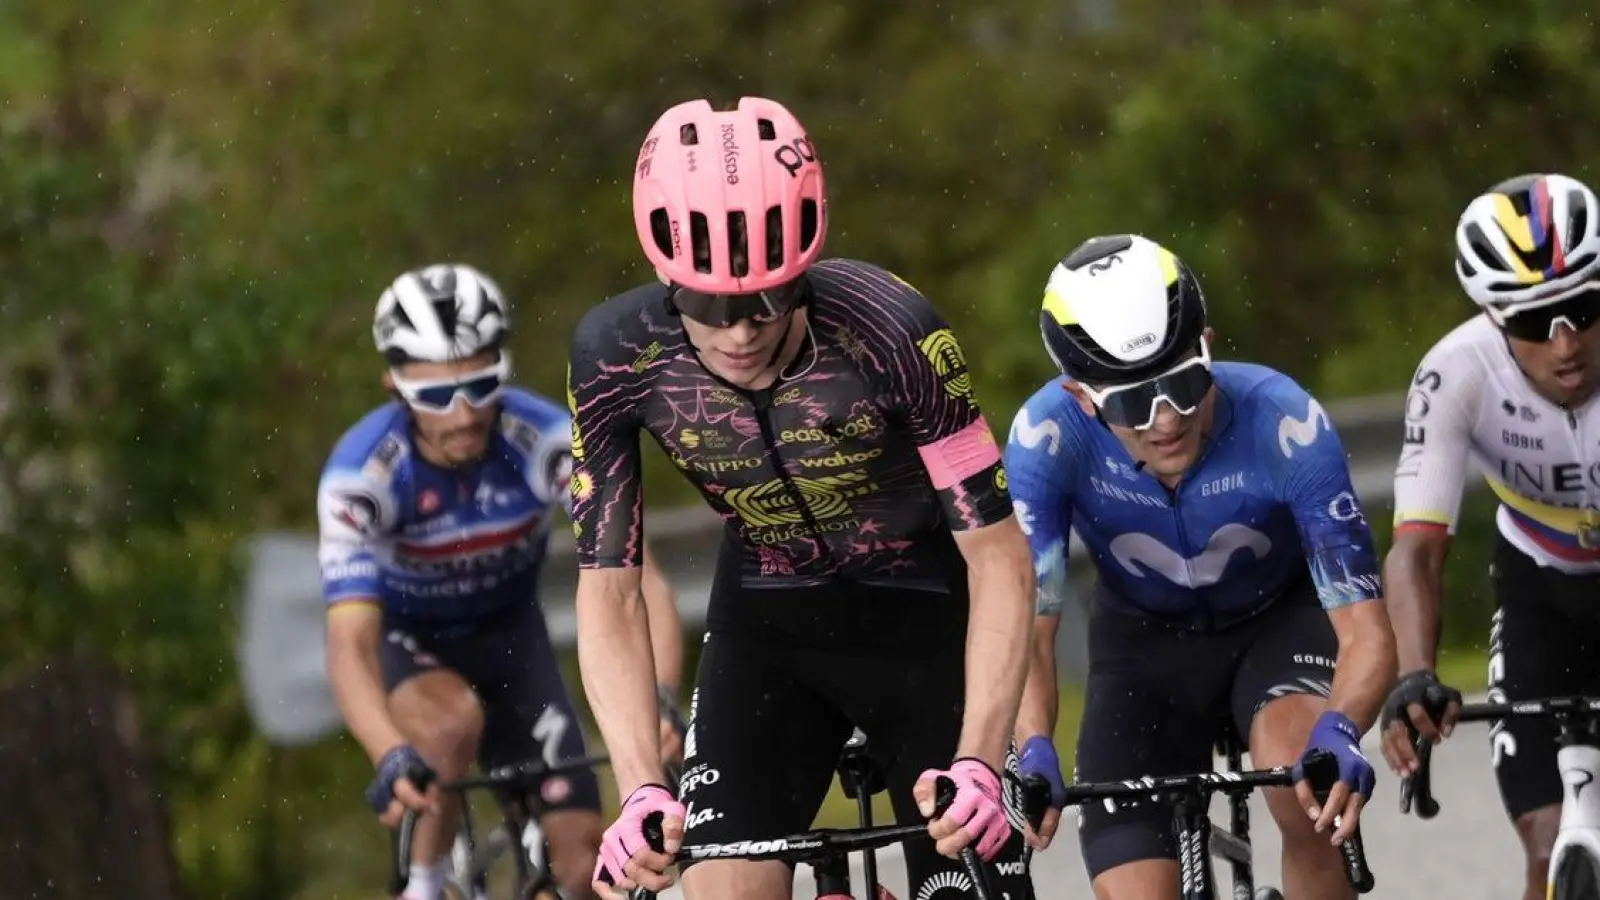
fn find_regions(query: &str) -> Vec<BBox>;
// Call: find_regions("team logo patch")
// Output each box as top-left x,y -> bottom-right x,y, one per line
333,489 -> 382,534
571,470 -> 595,502
418,489 -> 441,515
917,328 -> 974,401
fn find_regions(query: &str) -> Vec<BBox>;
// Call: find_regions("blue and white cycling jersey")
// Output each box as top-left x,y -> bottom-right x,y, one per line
1004,362 -> 1381,629
317,388 -> 574,623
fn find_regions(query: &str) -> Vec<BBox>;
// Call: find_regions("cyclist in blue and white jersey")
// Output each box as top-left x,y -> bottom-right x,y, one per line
318,264 -> 684,900
1004,235 -> 1397,900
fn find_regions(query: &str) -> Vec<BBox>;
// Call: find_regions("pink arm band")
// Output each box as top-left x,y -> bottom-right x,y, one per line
917,418 -> 1000,490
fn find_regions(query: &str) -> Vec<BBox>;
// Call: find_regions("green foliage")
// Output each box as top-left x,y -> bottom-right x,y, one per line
0,0 -> 1591,896
974,0 -> 1600,414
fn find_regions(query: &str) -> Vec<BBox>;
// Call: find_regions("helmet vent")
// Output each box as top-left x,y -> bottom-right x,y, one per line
679,124 -> 700,146
650,209 -> 674,259
690,212 -> 712,274
766,206 -> 784,271
799,200 -> 820,252
728,212 -> 749,278
757,118 -> 776,140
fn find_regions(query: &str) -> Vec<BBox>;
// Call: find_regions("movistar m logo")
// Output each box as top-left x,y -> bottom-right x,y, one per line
1010,408 -> 1063,457
1109,523 -> 1272,588
1277,398 -> 1330,458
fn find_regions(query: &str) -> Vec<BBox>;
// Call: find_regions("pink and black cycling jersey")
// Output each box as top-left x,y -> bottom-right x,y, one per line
566,257 -> 1012,590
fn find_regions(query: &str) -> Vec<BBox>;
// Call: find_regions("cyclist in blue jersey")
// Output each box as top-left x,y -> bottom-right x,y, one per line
1004,235 -> 1397,900
318,264 -> 685,900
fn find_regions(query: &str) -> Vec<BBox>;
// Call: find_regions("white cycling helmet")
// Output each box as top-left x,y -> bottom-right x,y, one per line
373,263 -> 509,364
1455,173 -> 1600,316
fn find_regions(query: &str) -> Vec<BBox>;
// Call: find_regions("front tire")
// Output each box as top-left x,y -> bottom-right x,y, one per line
1553,846 -> 1600,900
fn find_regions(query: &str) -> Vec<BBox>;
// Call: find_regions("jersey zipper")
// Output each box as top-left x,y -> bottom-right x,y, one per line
1166,484 -> 1214,630
1148,393 -> 1231,630
748,388 -> 842,571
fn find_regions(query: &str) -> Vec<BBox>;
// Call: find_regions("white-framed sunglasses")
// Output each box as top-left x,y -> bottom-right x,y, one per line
1486,281 -> 1600,343
1080,339 -> 1214,430
391,353 -> 510,414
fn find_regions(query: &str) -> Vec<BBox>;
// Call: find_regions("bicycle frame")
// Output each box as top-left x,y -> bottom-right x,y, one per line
1402,695 -> 1600,898
1060,749 -> 1374,899
391,752 -> 611,899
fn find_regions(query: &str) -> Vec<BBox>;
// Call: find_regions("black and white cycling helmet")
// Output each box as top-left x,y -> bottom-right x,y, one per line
1455,173 -> 1600,317
1038,233 -> 1207,385
373,264 -> 509,365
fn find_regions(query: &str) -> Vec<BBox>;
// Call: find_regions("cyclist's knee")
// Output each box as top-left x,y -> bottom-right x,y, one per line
390,671 -> 484,770
1262,784 -> 1318,843
1248,694 -> 1321,768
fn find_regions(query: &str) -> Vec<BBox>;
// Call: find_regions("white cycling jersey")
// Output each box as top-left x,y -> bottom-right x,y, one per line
1394,315 -> 1600,573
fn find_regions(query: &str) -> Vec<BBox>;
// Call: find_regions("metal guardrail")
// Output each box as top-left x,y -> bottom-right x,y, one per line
240,391 -> 1417,745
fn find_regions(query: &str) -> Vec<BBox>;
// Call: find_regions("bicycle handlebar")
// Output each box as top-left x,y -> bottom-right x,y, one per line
1400,695 -> 1600,821
620,776 -> 997,900
389,754 -> 609,896
1059,749 -> 1374,893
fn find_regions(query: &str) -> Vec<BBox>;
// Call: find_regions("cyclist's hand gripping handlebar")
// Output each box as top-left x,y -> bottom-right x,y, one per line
388,762 -> 438,897
1301,749 -> 1376,893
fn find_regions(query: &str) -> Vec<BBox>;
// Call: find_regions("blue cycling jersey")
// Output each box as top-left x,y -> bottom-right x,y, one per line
316,388 -> 573,623
1004,362 -> 1381,629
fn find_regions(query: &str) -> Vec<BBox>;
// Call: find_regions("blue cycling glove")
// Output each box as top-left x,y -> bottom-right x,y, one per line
366,744 -> 429,814
1018,735 -> 1068,809
1294,711 -> 1375,799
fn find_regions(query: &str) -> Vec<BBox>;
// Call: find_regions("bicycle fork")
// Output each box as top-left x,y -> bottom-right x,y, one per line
1173,789 -> 1256,900
1172,793 -> 1215,900
812,786 -> 887,900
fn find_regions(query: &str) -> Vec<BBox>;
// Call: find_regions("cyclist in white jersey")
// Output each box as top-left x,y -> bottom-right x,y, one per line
319,264 -> 684,900
1379,173 -> 1600,900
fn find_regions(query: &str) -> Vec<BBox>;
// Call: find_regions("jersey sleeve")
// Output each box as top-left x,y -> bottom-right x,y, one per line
865,267 -> 1012,531
316,459 -> 399,608
567,316 -> 647,568
1005,393 -> 1077,616
502,406 -> 579,518
1263,380 -> 1383,610
1391,346 -> 1476,533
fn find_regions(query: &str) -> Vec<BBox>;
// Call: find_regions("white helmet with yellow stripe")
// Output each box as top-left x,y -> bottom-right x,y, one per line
1037,233 -> 1208,386
1455,173 -> 1600,320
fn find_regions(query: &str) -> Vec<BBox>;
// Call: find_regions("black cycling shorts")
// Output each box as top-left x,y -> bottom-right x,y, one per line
677,546 -> 1033,900
1488,533 -> 1600,821
379,601 -> 601,813
1073,575 -> 1338,880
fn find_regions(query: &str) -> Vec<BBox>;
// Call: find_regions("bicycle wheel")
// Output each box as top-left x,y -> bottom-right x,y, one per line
1553,847 -> 1600,900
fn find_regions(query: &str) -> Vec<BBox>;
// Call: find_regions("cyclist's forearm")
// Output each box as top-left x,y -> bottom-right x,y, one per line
640,544 -> 685,692
1015,615 -> 1061,742
1384,537 -> 1447,673
956,529 -> 1034,769
1326,600 -> 1399,732
576,569 -> 665,794
326,621 -> 406,764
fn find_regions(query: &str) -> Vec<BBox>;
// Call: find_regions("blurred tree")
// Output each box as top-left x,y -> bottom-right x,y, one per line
975,0 -> 1600,409
0,0 -> 1585,895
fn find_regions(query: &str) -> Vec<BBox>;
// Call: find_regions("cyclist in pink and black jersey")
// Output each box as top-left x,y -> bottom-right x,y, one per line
569,97 -> 1038,900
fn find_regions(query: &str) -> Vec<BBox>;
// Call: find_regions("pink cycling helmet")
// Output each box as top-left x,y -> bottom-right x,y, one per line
633,96 -> 828,294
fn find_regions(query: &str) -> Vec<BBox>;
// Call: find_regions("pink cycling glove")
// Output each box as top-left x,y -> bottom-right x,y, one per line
920,758 -> 1012,860
593,784 -> 684,887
